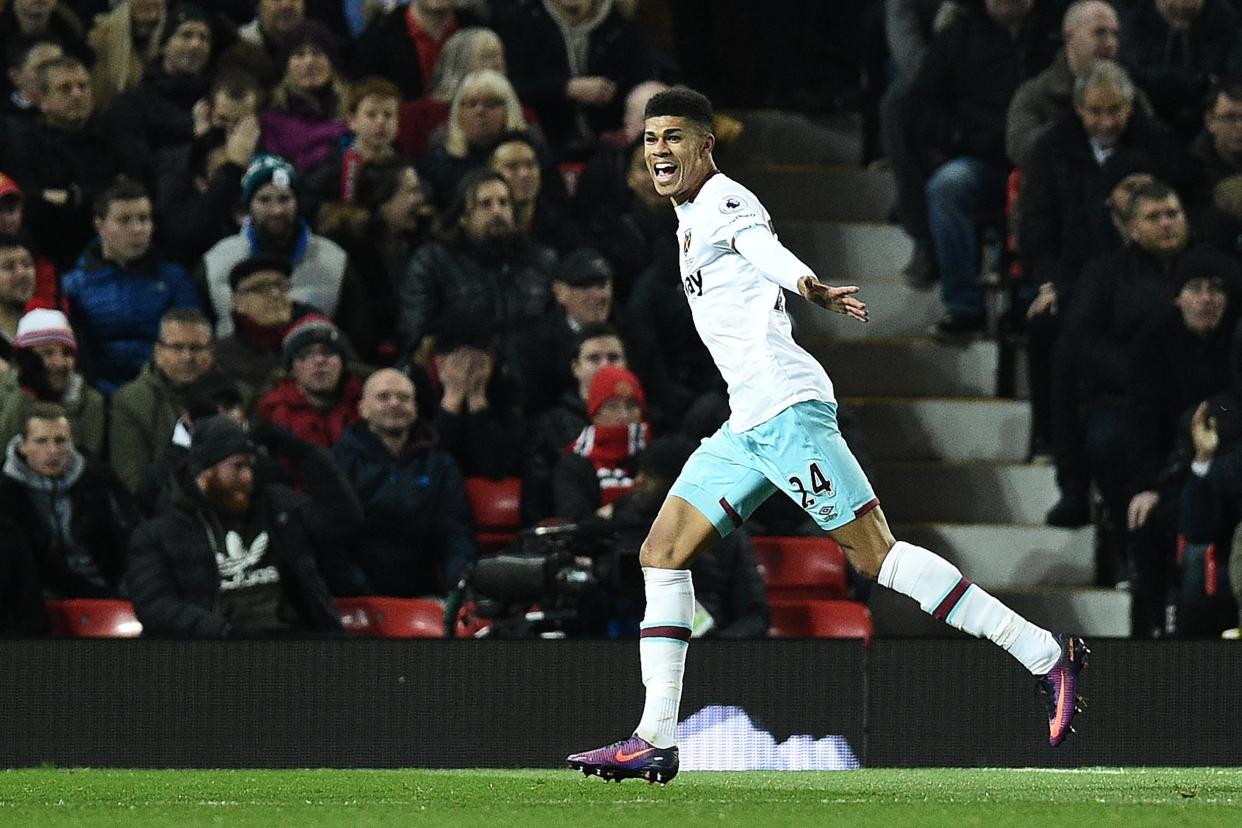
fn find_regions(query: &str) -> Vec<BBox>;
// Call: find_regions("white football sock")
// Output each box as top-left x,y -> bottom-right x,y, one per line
878,541 -> 1061,675
634,567 -> 694,748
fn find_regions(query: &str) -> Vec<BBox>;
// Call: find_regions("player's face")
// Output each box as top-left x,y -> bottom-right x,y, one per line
644,116 -> 715,204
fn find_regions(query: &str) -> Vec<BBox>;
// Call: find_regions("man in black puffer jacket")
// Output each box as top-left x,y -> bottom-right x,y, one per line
125,415 -> 354,638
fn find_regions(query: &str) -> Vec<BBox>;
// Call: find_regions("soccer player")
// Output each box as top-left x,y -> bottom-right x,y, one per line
567,88 -> 1089,785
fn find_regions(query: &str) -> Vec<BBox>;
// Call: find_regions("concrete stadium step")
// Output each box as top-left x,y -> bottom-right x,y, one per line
846,398 -> 1030,463
891,524 -> 1095,589
870,585 -> 1131,639
779,221 -> 912,281
801,338 -> 999,398
736,165 -> 895,223
869,461 -> 1057,525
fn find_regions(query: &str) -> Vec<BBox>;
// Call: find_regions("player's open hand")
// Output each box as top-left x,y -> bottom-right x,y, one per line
798,277 -> 868,323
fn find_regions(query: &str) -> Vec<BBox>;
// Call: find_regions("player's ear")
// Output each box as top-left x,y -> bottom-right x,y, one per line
701,132 -> 715,156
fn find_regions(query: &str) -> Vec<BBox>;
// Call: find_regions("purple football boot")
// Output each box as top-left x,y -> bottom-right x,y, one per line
1037,633 -> 1090,747
567,734 -> 679,784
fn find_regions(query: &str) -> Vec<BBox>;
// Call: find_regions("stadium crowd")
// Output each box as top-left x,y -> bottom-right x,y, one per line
1,0 -> 1242,640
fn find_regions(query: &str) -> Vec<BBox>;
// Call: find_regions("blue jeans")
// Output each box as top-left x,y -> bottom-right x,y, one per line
926,156 -> 1007,319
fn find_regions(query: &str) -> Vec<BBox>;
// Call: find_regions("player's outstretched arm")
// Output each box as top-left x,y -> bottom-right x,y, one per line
798,276 -> 868,323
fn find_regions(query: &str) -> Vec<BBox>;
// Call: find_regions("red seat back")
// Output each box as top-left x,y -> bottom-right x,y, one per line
768,599 -> 872,645
335,597 -> 446,638
466,477 -> 522,552
44,599 -> 143,638
752,536 -> 848,600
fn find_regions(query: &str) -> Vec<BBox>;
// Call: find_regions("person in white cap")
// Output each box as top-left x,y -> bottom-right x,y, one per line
0,307 -> 105,455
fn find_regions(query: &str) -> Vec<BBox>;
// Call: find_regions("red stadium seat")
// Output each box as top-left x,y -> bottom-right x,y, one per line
752,536 -> 848,600
465,477 -> 522,552
44,599 -> 143,638
768,599 -> 872,644
335,597 -> 448,638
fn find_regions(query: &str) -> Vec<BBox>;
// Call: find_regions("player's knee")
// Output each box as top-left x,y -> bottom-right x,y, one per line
638,537 -> 689,570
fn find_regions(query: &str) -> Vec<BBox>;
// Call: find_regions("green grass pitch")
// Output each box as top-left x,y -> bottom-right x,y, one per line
1,768 -> 1239,827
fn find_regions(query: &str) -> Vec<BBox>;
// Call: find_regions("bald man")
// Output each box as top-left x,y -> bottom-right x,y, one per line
334,367 -> 477,597
1006,0 -> 1152,168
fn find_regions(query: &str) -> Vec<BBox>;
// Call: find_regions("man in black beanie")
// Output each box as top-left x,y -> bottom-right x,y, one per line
125,413 -> 362,638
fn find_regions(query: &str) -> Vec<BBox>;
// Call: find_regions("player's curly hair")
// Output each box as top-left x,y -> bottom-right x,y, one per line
643,87 -> 714,131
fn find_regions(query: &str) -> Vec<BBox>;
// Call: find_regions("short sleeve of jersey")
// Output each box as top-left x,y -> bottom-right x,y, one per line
705,188 -> 769,250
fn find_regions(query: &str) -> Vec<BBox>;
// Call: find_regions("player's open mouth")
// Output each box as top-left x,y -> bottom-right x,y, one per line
653,162 -> 678,185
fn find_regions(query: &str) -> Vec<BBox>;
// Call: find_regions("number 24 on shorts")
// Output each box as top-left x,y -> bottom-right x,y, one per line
788,462 -> 834,508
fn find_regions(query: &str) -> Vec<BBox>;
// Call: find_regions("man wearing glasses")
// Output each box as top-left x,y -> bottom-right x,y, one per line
110,308 -> 215,492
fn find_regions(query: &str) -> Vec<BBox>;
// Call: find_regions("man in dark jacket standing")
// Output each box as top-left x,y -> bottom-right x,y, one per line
125,415 -> 353,638
334,368 -> 476,598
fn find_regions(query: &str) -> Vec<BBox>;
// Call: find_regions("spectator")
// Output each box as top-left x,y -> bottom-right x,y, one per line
1189,79 -> 1242,208
197,154 -> 369,351
522,322 -> 627,523
497,0 -> 656,158
2,39 -> 63,120
0,402 -> 140,599
255,314 -> 363,448
0,56 -> 148,267
0,234 -> 37,363
302,76 -> 402,222
125,413 -> 352,638
1120,0 -> 1242,142
489,130 -> 582,253
105,3 -> 215,164
398,168 -> 555,375
0,1 -> 92,101
86,0 -> 167,108
0,510 -> 47,634
894,0 -> 1059,324
259,19 -> 350,173
133,368 -> 251,515
61,178 -> 200,395
0,184 -> 67,313
356,0 -> 481,101
1126,247 -> 1241,632
108,308 -> 213,491
418,68 -> 535,207
0,308 -> 105,456
220,0 -> 308,87
396,26 -> 518,161
1006,0 -> 1129,169
1177,398 -> 1242,636
1049,180 -> 1192,536
213,254 -> 317,391
596,435 -> 770,638
158,116 -> 262,266
319,160 -> 433,359
428,311 -> 527,479
881,0 -> 950,199
553,362 -> 650,520
520,246 -> 616,415
334,367 -> 477,597
1021,61 -> 1186,316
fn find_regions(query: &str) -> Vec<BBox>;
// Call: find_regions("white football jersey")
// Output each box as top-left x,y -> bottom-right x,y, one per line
674,172 -> 835,431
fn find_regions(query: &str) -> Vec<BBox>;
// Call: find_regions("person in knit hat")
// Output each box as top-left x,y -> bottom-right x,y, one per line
260,20 -> 350,173
255,314 -> 363,448
0,308 -> 105,456
197,153 -> 372,356
552,362 -> 650,520
125,410 -> 358,639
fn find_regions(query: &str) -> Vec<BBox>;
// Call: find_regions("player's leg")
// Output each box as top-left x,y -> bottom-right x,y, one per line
568,427 -> 776,782
830,506 -> 1088,746
758,400 -> 1088,745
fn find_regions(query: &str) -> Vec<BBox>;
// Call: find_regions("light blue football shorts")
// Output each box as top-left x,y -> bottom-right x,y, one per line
669,399 -> 878,536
